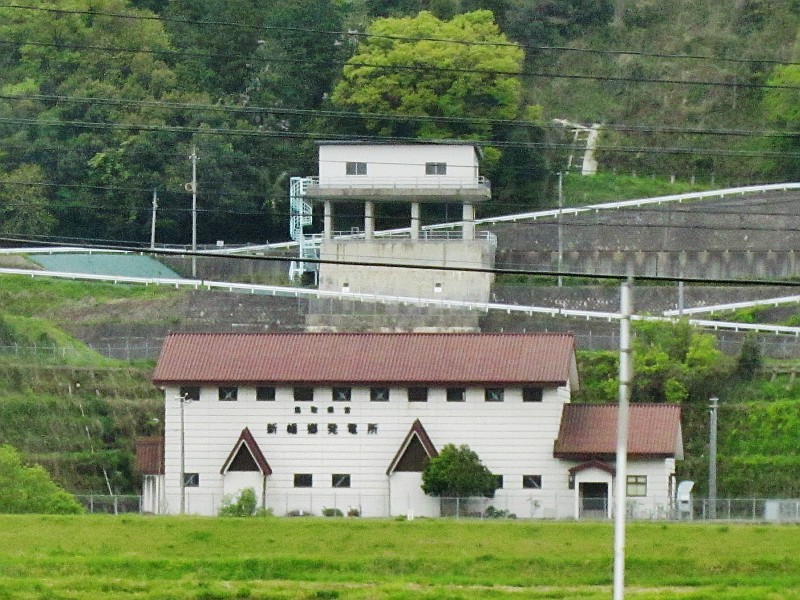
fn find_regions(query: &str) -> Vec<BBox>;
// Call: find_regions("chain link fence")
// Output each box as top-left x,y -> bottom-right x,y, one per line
75,495 -> 142,514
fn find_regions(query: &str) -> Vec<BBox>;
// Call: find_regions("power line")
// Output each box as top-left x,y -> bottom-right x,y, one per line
2,116 -> 799,159
2,233 -> 800,288
3,92 -> 799,139
0,2 -> 797,68
0,38 -> 796,90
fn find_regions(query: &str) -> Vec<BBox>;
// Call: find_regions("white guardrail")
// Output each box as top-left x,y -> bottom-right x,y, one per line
256,182 -> 800,251
3,267 -> 800,337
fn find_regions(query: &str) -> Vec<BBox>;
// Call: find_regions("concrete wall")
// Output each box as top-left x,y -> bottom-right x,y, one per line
318,240 -> 496,303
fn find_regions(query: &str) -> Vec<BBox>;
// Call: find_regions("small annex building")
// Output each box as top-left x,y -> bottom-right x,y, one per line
140,332 -> 683,519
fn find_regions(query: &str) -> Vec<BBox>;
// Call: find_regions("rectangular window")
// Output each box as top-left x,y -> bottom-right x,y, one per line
446,387 -> 466,402
408,387 -> 428,402
522,475 -> 542,489
294,474 -> 313,488
485,388 -> 504,402
370,387 -> 390,402
256,386 -> 276,401
627,475 -> 647,497
522,387 -> 543,402
332,474 -> 351,488
183,473 -> 199,487
179,386 -> 200,401
294,387 -> 314,402
218,386 -> 238,401
332,387 -> 351,402
495,475 -> 504,489
425,162 -> 447,175
345,161 -> 367,175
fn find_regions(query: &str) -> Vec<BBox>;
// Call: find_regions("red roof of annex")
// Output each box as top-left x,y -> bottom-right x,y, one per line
152,332 -> 577,386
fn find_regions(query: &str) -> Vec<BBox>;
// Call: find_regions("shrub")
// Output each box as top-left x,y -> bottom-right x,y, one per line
322,507 -> 344,517
0,445 -> 83,514
218,488 -> 258,517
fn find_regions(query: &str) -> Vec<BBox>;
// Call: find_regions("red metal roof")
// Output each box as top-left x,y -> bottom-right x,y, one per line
153,332 -> 576,386
553,404 -> 682,459
135,436 -> 164,475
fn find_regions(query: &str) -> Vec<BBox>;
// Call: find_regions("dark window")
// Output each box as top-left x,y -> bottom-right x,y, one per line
425,162 -> 447,175
307,423 -> 318,434
627,475 -> 647,497
523,475 -> 542,489
495,475 -> 504,489
294,387 -> 314,402
370,387 -> 390,402
345,161 -> 367,175
294,474 -> 312,488
180,386 -> 200,401
332,387 -> 351,402
332,474 -> 351,488
256,386 -> 276,401
218,386 -> 238,401
408,387 -> 428,402
485,388 -> 504,402
446,387 -> 466,402
183,473 -> 199,487
228,446 -> 258,472
523,387 -> 543,402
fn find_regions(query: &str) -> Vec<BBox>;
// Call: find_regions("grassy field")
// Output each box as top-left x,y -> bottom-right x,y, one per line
2,516 -> 800,599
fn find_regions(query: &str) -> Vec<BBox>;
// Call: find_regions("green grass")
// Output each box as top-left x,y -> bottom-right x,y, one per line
560,173 -> 711,207
0,274 -> 176,317
1,516 -> 800,598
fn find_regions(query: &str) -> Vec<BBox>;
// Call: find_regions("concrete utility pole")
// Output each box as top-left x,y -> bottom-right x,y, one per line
179,394 -> 186,515
709,397 -> 719,519
613,277 -> 633,600
150,188 -> 158,250
189,146 -> 198,278
557,172 -> 564,287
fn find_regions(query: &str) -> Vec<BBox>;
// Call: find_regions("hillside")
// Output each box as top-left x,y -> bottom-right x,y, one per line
527,0 -> 800,184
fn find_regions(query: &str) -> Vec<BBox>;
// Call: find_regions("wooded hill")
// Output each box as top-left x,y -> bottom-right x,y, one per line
2,0 -> 799,249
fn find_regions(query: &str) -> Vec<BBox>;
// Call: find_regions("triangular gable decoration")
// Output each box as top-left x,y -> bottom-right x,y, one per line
386,419 -> 438,475
220,427 -> 272,475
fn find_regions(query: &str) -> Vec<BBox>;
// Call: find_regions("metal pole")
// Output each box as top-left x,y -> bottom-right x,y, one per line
150,188 -> 158,249
709,397 -> 718,519
190,146 -> 198,278
613,279 -> 632,600
179,395 -> 186,515
557,172 -> 564,287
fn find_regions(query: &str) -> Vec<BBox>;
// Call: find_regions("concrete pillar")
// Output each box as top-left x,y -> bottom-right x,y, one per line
411,202 -> 420,241
462,203 -> 475,241
323,201 -> 333,241
365,201 -> 375,239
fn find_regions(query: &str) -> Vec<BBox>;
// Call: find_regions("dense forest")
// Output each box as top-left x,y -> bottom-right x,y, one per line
1,0 -> 799,247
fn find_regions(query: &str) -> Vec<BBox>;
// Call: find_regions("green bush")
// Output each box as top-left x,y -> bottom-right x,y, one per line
218,488 -> 258,517
322,507 -> 344,517
0,445 -> 83,514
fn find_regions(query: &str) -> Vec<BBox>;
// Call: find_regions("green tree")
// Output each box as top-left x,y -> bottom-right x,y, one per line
735,334 -> 763,381
331,10 -> 524,139
0,445 -> 83,514
764,38 -> 800,180
0,164 -> 55,236
422,443 -> 498,497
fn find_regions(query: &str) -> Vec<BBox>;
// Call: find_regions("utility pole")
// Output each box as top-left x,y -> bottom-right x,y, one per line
709,397 -> 719,519
557,172 -> 564,287
613,275 -> 632,600
189,146 -> 198,278
150,188 -> 158,250
179,394 -> 186,515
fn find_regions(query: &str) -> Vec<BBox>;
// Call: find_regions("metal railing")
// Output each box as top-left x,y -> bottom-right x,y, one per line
75,494 -> 142,514
306,175 -> 491,191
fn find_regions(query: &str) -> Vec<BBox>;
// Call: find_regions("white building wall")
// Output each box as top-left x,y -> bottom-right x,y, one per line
624,458 -> 676,519
162,382 -> 574,517
318,144 -> 480,188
